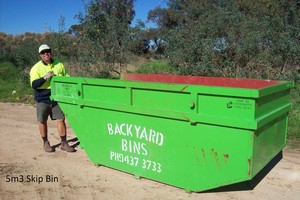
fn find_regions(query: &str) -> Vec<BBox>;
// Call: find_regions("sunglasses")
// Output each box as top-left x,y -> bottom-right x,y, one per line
40,50 -> 51,54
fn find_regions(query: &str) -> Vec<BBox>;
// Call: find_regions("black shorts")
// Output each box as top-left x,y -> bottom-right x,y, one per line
36,101 -> 64,122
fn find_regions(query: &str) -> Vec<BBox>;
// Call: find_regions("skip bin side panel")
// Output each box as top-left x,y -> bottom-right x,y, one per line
131,89 -> 192,113
251,113 -> 288,177
198,94 -> 255,125
250,86 -> 292,177
255,89 -> 291,120
82,84 -> 128,106
51,81 -> 80,104
60,104 -> 254,191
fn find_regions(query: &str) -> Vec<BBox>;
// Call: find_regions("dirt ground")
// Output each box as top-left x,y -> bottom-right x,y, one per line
0,102 -> 299,200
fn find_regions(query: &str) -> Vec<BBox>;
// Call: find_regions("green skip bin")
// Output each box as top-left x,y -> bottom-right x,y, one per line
51,73 -> 294,192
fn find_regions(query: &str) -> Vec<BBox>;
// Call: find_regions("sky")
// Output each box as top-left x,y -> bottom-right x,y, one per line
0,0 -> 167,35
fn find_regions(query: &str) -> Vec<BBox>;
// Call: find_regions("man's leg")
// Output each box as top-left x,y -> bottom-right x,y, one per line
52,104 -> 76,152
57,119 -> 66,137
39,121 -> 47,138
36,102 -> 54,153
57,119 -> 75,152
39,121 -> 54,152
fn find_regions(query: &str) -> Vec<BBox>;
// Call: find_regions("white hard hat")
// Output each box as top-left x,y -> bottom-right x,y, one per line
38,44 -> 51,53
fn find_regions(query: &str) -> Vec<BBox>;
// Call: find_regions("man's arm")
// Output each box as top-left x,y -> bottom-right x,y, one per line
31,78 -> 46,89
30,66 -> 54,89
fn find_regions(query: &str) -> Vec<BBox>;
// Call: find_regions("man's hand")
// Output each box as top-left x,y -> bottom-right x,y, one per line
44,71 -> 55,80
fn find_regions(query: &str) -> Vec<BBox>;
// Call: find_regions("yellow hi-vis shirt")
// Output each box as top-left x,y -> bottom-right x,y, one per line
30,59 -> 69,89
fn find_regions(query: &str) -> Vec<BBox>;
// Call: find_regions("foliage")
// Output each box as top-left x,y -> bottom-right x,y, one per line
53,14 -> 67,60
288,82 -> 300,141
1,0 -> 299,81
129,19 -> 150,55
0,33 -> 14,62
0,62 -> 33,103
0,32 -> 40,67
148,0 -> 300,80
75,0 -> 135,76
13,37 -> 40,71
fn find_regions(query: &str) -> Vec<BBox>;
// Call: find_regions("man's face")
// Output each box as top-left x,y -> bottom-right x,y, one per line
39,49 -> 51,63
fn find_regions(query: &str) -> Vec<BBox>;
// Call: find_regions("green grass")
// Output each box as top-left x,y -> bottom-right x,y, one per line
0,62 -> 34,103
135,60 -> 176,74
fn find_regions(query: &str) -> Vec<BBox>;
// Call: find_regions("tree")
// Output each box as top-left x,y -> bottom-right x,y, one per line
128,19 -> 152,55
68,24 -> 83,37
51,14 -> 67,60
148,0 -> 300,80
76,0 -> 135,76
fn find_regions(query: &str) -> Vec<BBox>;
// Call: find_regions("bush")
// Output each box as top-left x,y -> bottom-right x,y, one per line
288,83 -> 300,141
0,62 -> 33,103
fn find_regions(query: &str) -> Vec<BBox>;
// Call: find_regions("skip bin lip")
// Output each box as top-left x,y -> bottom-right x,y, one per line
121,73 -> 283,89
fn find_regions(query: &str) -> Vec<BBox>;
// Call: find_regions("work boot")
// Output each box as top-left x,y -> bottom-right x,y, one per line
60,142 -> 76,152
43,141 -> 54,153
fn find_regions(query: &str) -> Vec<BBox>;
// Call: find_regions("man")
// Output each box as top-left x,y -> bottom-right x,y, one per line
30,44 -> 76,153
